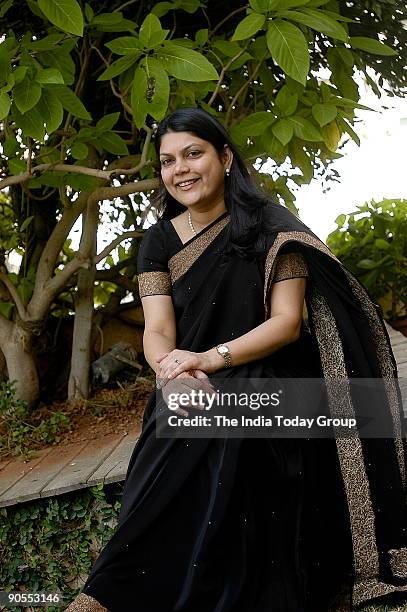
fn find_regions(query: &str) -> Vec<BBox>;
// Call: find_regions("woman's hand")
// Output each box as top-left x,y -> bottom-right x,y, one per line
161,370 -> 214,417
156,349 -> 222,383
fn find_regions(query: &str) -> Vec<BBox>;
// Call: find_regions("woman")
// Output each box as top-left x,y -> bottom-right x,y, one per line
66,108 -> 407,611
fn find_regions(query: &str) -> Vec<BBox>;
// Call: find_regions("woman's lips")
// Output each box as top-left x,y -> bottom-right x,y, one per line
177,178 -> 200,190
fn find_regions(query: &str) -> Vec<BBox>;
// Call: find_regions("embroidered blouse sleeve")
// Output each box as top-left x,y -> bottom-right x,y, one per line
137,223 -> 171,297
271,246 -> 308,284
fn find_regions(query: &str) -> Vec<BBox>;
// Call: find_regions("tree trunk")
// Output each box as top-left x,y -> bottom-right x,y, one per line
68,203 -> 97,401
1,321 -> 39,407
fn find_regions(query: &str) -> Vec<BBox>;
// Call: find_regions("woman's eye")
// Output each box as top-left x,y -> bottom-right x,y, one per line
160,151 -> 200,166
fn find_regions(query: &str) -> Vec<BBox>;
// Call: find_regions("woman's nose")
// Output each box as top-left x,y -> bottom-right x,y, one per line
174,157 -> 189,173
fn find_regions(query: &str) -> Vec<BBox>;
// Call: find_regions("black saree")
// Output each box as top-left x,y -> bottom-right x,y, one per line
66,204 -> 407,612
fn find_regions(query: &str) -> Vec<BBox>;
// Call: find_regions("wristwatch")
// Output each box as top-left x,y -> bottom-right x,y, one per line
215,344 -> 232,368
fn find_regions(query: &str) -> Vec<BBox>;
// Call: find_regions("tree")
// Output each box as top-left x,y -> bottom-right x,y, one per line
0,0 -> 405,405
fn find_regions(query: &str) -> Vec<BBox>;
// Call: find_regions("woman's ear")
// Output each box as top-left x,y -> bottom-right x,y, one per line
223,144 -> 233,168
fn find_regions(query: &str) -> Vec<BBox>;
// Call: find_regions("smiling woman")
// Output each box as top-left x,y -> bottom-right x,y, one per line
66,108 -> 407,612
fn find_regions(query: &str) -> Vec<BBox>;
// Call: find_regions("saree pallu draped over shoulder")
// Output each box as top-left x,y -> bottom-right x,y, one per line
66,204 -> 407,612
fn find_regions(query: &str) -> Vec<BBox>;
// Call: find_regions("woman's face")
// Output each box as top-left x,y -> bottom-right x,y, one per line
159,131 -> 233,211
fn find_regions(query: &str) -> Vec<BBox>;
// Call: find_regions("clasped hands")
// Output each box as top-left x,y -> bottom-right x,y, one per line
155,349 -> 218,417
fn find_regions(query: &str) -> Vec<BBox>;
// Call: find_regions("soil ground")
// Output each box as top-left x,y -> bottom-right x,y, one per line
0,375 -> 155,460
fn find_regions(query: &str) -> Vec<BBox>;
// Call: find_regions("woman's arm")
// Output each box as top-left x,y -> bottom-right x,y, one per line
206,276 -> 306,370
157,276 -> 307,380
141,295 -> 176,373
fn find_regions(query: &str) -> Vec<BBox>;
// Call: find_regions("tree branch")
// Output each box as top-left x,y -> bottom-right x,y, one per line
225,58 -> 264,127
0,150 -> 155,192
87,177 -> 158,207
45,255 -> 91,297
207,46 -> 249,107
95,231 -> 143,264
209,5 -> 248,38
0,310 -> 13,343
0,270 -> 27,320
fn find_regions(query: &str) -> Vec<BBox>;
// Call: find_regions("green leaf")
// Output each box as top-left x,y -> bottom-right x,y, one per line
132,56 -> 170,123
3,137 -> 19,157
53,86 -> 91,120
8,157 -> 26,175
139,13 -> 163,48
231,12 -> 266,41
312,103 -> 337,127
91,17 -> 137,33
20,216 -> 34,232
36,68 -> 64,85
275,85 -> 298,116
0,43 -> 10,81
266,19 -> 309,85
276,8 -> 348,42
84,3 -> 94,22
0,301 -> 14,319
0,0 -> 14,18
334,213 -> 346,228
13,65 -> 28,84
14,77 -> 42,113
37,49 -> 75,86
272,118 -> 294,145
36,89 -> 64,134
287,115 -> 322,141
195,29 -> 208,45
357,258 -> 378,270
157,42 -> 219,81
71,142 -> 89,159
38,0 -> 84,36
131,64 -> 148,129
249,0 -> 279,10
235,111 -> 275,136
96,112 -> 120,132
66,173 -> 98,191
26,33 -> 65,51
375,238 -> 390,250
349,37 -> 397,56
322,120 -> 340,151
98,54 -> 139,81
105,37 -> 140,55
0,92 -> 11,120
13,106 -> 46,142
337,116 -> 360,146
334,96 -> 373,112
99,132 -> 129,155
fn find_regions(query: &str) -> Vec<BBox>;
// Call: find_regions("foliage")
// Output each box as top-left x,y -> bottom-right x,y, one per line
0,380 -> 71,459
0,482 -> 123,611
327,198 -> 407,321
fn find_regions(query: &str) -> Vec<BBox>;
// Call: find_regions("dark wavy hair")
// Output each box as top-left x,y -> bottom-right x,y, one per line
151,107 -> 275,258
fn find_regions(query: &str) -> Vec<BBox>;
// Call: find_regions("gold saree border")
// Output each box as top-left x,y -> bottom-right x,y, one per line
272,252 -> 308,284
64,593 -> 108,611
343,269 -> 406,488
263,230 -> 407,604
389,547 -> 407,579
168,216 -> 230,284
138,271 -> 171,297
310,289 -> 380,583
263,230 -> 340,316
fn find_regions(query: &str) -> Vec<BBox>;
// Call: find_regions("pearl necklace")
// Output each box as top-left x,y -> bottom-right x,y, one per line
188,211 -> 196,236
